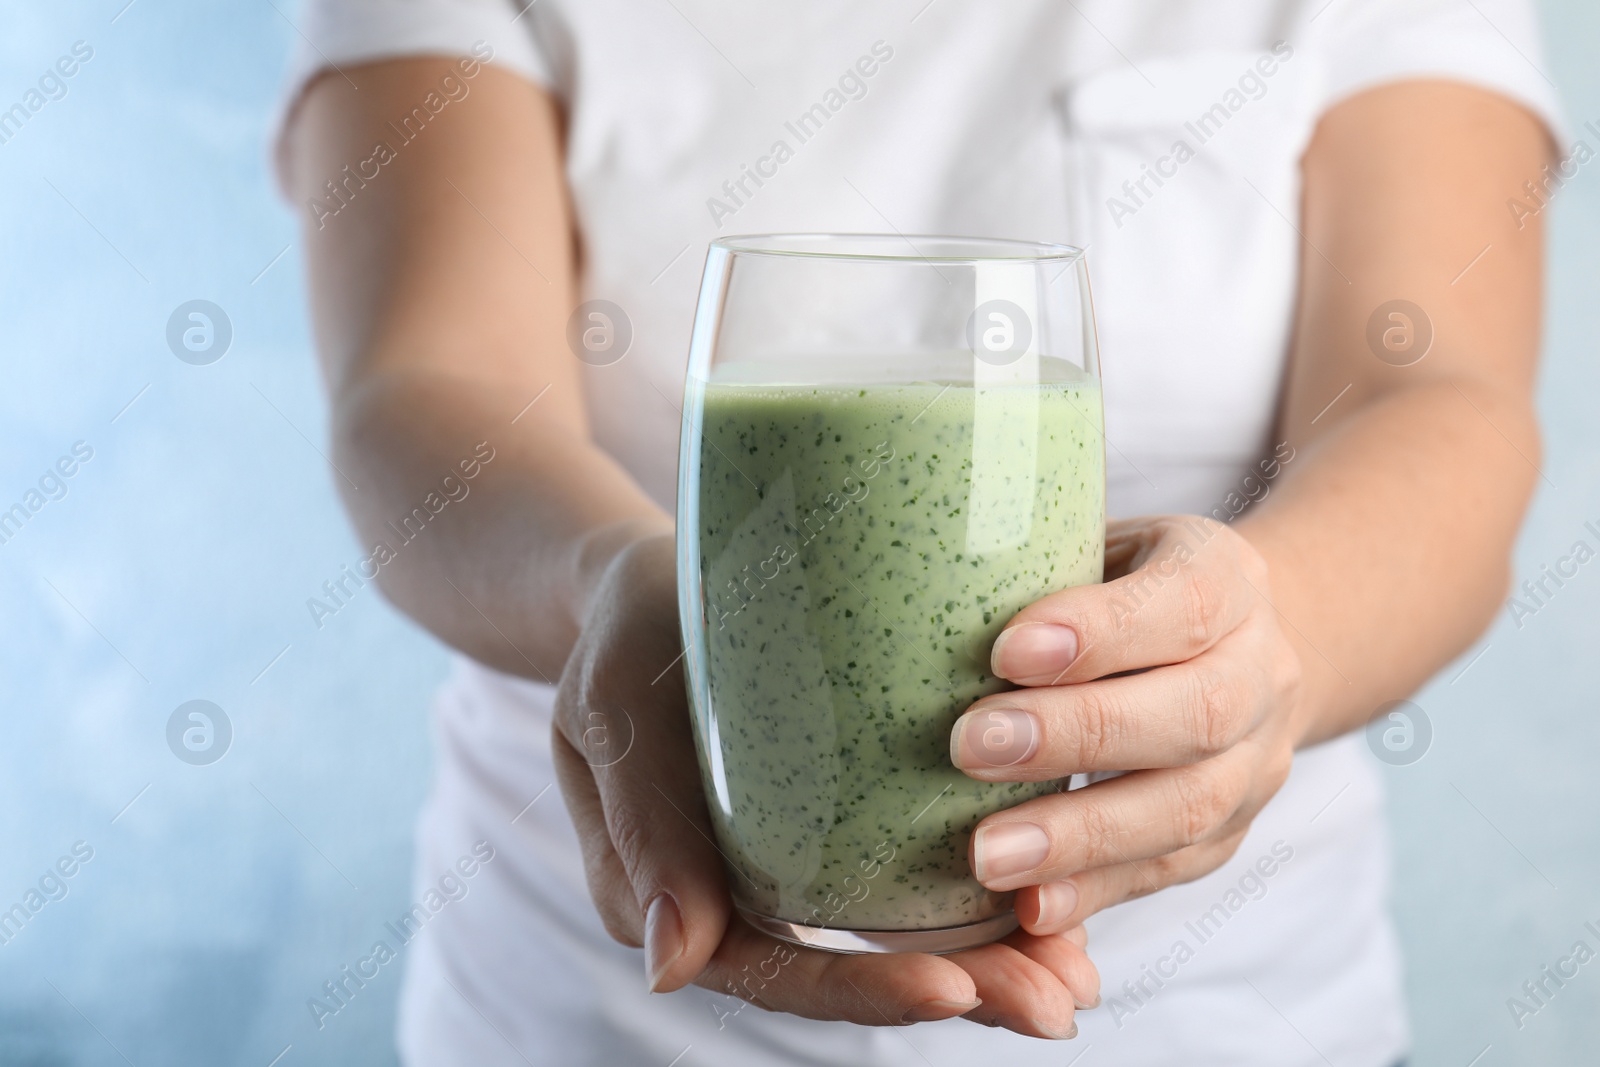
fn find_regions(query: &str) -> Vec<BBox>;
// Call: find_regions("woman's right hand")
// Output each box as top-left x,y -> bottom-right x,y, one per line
550,532 -> 1102,1039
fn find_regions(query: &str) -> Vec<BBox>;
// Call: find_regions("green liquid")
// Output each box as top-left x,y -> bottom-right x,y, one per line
687,369 -> 1104,931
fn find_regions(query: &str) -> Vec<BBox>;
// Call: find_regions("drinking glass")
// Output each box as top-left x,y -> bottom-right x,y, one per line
675,234 -> 1104,954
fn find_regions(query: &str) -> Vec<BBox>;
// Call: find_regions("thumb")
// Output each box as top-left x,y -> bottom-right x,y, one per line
553,585 -> 733,993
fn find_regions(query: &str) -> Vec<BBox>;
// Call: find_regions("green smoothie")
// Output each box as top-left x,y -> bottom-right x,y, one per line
685,358 -> 1104,932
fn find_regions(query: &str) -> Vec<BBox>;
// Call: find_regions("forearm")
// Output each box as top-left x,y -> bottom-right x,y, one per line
283,60 -> 648,679
1236,377 -> 1538,747
331,367 -> 671,681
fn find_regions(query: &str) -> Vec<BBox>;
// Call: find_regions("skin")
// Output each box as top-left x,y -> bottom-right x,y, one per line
285,59 -> 1550,1040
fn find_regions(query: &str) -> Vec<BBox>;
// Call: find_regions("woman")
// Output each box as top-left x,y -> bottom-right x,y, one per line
277,0 -> 1561,1062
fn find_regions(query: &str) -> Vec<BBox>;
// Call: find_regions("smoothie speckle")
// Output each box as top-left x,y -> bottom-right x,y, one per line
688,375 -> 1104,930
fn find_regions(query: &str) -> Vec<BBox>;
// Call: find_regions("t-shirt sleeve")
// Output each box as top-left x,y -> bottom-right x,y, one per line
271,0 -> 554,198
1309,0 -> 1567,144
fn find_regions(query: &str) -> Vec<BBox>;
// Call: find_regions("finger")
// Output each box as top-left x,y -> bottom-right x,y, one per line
1000,926 -> 1101,1011
1015,829 -> 1249,933
943,938 -> 1079,1038
697,916 -> 981,1026
552,611 -> 731,994
700,920 -> 1094,1037
953,617 -> 1277,778
550,729 -> 645,946
966,748 -> 1264,891
989,515 -> 1268,686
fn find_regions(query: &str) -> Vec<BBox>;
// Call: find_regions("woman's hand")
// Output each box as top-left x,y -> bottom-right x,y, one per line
552,533 -> 1102,1039
951,516 -> 1306,934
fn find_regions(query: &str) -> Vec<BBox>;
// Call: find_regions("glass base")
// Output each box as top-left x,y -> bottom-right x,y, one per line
739,908 -> 1018,955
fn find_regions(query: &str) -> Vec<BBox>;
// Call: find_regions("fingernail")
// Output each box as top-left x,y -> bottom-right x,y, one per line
1035,880 -> 1078,928
992,624 -> 1079,680
951,708 -> 1039,769
901,997 -> 982,1023
644,893 -> 683,993
1034,1018 -> 1079,1040
1075,993 -> 1101,1011
973,822 -> 1051,883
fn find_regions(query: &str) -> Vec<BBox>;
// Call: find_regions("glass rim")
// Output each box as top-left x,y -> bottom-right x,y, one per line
710,232 -> 1085,264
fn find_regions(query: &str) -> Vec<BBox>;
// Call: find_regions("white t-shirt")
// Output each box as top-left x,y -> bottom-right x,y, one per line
277,3 -> 1562,1064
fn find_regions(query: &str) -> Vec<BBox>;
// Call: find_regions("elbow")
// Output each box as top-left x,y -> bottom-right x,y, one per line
1498,537 -> 1594,637
1458,398 -> 1544,645
1469,560 -> 1517,642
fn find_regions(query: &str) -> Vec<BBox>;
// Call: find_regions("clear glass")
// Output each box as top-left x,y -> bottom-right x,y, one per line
675,234 -> 1105,954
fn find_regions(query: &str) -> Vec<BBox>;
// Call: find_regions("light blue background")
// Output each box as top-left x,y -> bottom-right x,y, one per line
1,2 -> 1596,1064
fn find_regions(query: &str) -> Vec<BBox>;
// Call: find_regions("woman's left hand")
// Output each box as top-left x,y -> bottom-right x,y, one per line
952,515 -> 1308,935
